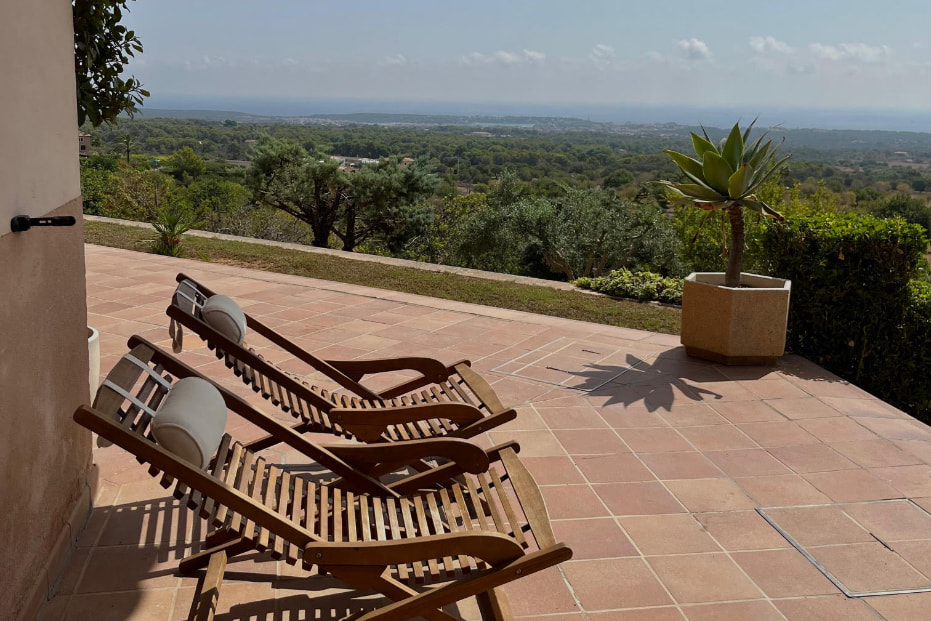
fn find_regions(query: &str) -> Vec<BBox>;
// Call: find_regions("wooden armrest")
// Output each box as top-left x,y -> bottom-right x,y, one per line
323,438 -> 490,475
327,357 -> 452,384
305,532 -> 523,566
331,403 -> 484,443
499,447 -> 557,548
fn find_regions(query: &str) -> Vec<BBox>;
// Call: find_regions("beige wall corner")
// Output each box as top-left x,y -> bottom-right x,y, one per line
0,0 -> 93,618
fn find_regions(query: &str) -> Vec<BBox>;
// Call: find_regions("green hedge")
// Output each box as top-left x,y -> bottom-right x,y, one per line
756,213 -> 931,421
575,269 -> 683,304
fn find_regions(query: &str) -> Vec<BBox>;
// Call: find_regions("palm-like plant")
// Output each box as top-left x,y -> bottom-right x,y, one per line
659,120 -> 790,287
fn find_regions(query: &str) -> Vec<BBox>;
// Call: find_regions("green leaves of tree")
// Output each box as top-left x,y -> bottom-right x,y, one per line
74,0 -> 149,127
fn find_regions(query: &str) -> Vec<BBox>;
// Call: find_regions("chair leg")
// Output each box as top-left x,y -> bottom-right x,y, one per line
475,587 -> 513,621
325,566 -> 459,621
346,547 -> 570,621
180,536 -> 253,574
190,550 -> 227,621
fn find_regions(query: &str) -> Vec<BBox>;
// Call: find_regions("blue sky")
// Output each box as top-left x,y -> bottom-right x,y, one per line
123,0 -> 931,112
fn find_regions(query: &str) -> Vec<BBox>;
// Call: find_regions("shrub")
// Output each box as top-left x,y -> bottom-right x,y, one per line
756,213 -> 931,421
895,280 -> 931,419
148,205 -> 197,257
575,269 -> 683,305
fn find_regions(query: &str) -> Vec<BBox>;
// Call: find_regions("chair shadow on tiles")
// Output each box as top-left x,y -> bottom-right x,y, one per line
203,578 -> 473,621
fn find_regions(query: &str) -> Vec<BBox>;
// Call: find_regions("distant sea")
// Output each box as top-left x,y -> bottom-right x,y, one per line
144,95 -> 931,133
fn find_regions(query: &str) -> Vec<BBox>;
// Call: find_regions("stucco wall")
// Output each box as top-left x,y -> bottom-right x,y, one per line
0,1 -> 92,618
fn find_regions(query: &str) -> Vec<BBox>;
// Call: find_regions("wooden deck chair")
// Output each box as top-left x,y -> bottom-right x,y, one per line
165,273 -> 517,446
75,342 -> 572,621
115,337 -> 510,494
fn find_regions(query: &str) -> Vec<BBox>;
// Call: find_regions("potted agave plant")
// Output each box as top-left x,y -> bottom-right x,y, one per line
660,120 -> 791,365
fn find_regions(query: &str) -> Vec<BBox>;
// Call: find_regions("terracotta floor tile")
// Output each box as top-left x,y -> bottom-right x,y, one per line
575,453 -> 656,483
854,417 -> 931,442
78,546 -> 183,593
889,540 -> 931,577
830,439 -> 923,468
696,510 -> 791,551
537,406 -> 609,430
824,397 -> 905,418
594,481 -> 686,516
598,408 -> 671,429
487,429 -> 566,457
554,429 -> 629,455
677,425 -> 757,451
521,456 -> 586,485
736,475 -> 832,506
587,608 -> 685,621
737,421 -> 820,447
540,485 -> 609,519
870,465 -> 931,497
647,553 -> 762,603
681,600 -> 784,621
763,505 -> 873,546
501,566 -> 580,616
665,478 -> 757,513
639,452 -> 721,480
616,428 -> 691,453
773,595 -> 882,621
563,558 -> 673,610
709,400 -> 785,423
895,440 -> 931,466
619,514 -> 720,555
739,377 -> 810,400
706,449 -> 793,478
809,542 -> 931,592
656,404 -> 727,427
843,500 -> 931,542
866,592 -> 931,620
692,380 -> 758,402
63,589 -> 176,621
804,469 -> 903,502
552,518 -> 638,559
764,397 -> 842,420
175,580 -> 280,619
796,417 -> 876,444
732,548 -> 840,597
769,443 -> 858,474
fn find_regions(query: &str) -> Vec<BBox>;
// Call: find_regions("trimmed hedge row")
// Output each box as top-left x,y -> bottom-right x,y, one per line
575,269 -> 683,304
756,213 -> 931,422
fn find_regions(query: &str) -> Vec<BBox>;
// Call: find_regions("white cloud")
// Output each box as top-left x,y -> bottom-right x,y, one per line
810,42 -> 892,63
378,54 -> 407,66
523,49 -> 546,62
678,38 -> 712,60
459,49 -> 546,66
590,43 -> 616,61
749,36 -> 793,55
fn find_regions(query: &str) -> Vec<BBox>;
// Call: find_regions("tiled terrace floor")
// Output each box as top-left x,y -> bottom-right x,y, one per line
39,244 -> 931,620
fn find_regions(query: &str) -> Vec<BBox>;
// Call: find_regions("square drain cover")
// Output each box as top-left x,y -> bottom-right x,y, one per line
490,337 -> 649,392
758,499 -> 931,597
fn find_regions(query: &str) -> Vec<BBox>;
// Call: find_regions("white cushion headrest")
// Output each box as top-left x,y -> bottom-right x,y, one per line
202,295 -> 247,345
151,377 -> 227,469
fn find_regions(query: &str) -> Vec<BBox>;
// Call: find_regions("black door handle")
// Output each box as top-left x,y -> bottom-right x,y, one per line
10,215 -> 77,232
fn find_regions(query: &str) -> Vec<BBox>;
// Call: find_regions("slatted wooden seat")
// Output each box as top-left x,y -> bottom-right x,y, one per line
77,343 -> 571,621
110,338 -> 509,494
165,274 -> 518,447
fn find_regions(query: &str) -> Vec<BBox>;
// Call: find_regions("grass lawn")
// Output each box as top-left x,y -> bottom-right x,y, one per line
85,220 -> 681,335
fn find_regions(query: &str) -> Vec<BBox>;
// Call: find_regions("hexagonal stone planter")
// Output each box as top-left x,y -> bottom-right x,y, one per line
680,272 -> 791,366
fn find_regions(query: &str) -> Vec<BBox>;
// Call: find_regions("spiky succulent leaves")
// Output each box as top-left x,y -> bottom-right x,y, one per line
691,132 -> 717,159
702,151 -> 733,195
728,164 -> 752,199
664,150 -> 705,186
721,123 -> 744,171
